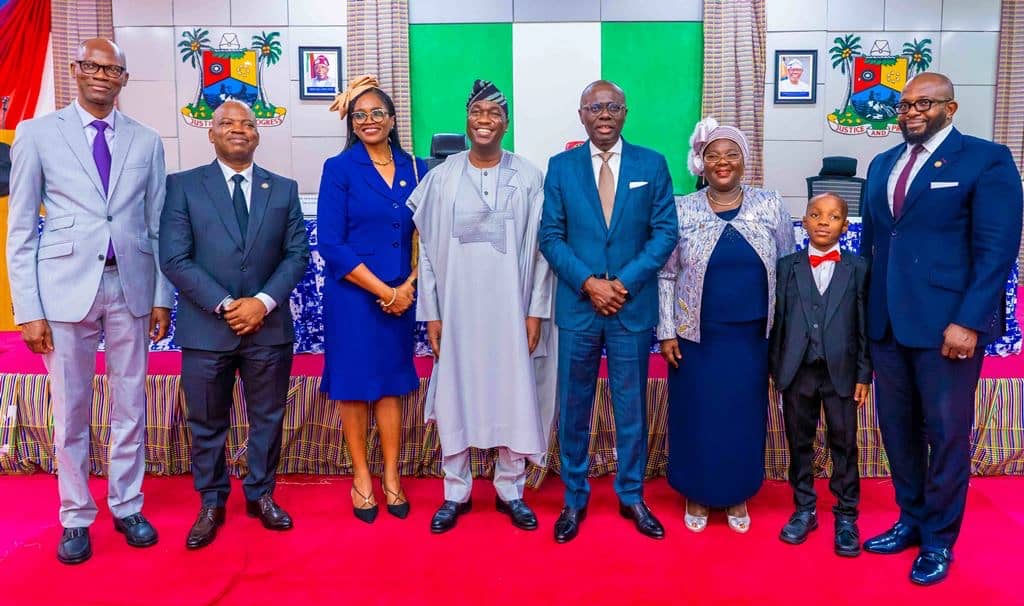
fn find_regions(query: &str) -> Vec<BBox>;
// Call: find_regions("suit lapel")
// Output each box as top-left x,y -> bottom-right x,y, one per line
106,111 -> 134,202
243,165 -> 273,259
823,255 -> 852,328
792,255 -> 820,330
607,141 -> 634,235
202,161 -> 244,250
574,143 -> 608,234
56,105 -> 107,200
899,128 -> 963,221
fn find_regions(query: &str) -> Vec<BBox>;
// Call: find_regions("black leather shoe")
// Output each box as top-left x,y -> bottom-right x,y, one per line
186,506 -> 226,550
57,527 -> 91,564
554,506 -> 587,543
113,512 -> 158,547
430,499 -> 472,534
834,518 -> 861,557
910,548 -> 953,586
779,510 -> 818,545
246,494 -> 293,530
496,496 -> 538,530
619,502 -> 665,539
863,521 -> 920,554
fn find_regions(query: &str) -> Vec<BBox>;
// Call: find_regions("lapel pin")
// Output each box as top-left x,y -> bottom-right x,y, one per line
934,160 -> 943,168
261,182 -> 269,189
399,180 -> 407,187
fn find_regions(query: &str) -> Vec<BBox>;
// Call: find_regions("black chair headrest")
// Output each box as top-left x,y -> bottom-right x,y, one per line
819,156 -> 857,177
430,133 -> 467,159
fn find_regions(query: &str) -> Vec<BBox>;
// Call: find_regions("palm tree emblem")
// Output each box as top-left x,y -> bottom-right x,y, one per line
251,31 -> 282,108
829,34 -> 862,112
902,38 -> 933,77
178,28 -> 211,108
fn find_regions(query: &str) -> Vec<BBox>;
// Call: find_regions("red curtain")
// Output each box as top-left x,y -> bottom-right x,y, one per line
0,0 -> 51,129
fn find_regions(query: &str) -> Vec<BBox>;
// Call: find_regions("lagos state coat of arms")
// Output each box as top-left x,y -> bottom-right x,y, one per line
178,29 -> 287,127
827,35 -> 933,137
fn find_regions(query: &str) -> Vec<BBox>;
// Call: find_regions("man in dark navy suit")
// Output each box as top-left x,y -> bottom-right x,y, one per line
860,72 -> 1022,585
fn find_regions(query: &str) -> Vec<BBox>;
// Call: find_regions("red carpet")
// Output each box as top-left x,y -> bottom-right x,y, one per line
0,474 -> 1020,605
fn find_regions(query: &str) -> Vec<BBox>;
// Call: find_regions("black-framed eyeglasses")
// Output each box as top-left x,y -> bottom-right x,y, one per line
895,98 -> 953,114
75,60 -> 126,78
581,102 -> 626,116
351,108 -> 390,124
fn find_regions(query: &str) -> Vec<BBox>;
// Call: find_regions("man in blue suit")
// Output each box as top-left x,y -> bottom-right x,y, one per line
160,100 -> 310,549
539,80 -> 678,543
860,72 -> 1022,585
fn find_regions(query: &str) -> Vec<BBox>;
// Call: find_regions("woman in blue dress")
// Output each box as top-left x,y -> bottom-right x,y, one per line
657,119 -> 795,534
318,75 -> 427,523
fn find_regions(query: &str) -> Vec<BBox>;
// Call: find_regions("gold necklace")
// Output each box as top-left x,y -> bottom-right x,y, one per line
708,187 -> 743,207
369,147 -> 393,166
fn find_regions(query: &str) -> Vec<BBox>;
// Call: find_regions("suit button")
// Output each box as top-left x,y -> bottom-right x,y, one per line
891,230 -> 897,237
393,203 -> 399,209
393,222 -> 400,229
813,304 -> 820,309
392,242 -> 399,248
106,216 -> 112,222
241,265 -> 247,272
813,323 -> 819,328
97,254 -> 105,261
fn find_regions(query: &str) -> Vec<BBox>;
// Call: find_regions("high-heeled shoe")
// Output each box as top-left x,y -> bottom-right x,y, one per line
351,484 -> 378,524
382,480 -> 410,519
727,502 -> 751,534
684,500 -> 708,533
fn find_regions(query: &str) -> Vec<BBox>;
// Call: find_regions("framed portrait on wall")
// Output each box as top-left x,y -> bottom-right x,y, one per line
299,46 -> 342,100
773,50 -> 817,104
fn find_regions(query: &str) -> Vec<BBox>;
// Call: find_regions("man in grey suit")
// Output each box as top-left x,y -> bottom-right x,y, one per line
160,100 -> 309,549
6,38 -> 173,564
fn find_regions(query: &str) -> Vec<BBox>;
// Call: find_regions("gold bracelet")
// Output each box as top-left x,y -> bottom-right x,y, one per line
380,287 -> 398,308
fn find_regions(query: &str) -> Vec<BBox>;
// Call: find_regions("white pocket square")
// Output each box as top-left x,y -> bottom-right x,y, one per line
629,181 -> 648,189
930,181 -> 959,189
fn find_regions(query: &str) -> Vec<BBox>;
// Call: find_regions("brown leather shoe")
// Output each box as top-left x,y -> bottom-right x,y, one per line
186,506 -> 225,550
246,494 -> 293,530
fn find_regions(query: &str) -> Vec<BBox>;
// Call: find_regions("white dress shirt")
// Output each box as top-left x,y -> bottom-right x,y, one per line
73,99 -> 116,151
808,242 -> 840,295
886,122 -> 953,214
214,160 -> 276,314
590,137 -> 623,194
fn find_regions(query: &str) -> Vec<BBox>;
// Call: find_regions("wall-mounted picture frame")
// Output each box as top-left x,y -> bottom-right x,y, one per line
773,50 -> 817,105
298,46 -> 342,100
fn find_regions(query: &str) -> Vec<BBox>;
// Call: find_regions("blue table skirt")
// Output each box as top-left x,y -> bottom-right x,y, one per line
149,219 -> 1020,357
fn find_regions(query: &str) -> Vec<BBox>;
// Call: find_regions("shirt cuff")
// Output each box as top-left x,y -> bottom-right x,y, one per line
254,292 -> 277,313
215,296 -> 234,314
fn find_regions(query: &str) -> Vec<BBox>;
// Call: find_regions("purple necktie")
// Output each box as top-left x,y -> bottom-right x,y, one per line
91,120 -> 115,261
892,144 -> 924,220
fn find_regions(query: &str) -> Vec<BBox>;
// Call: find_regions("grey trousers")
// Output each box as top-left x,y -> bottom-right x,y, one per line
43,266 -> 150,527
443,447 -> 526,503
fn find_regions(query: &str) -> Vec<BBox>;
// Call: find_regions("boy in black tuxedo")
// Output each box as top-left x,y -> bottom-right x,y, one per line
770,193 -> 871,557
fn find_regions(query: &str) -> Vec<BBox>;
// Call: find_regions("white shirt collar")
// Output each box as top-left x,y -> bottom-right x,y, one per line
217,159 -> 254,184
807,242 -> 841,257
590,137 -> 623,158
74,99 -> 115,131
910,122 -> 953,155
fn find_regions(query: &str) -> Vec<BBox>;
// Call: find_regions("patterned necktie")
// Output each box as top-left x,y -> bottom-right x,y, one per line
91,120 -> 115,260
598,151 -> 615,226
892,144 -> 924,219
231,173 -> 249,239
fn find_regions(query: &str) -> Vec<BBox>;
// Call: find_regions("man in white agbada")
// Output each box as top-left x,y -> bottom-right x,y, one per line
780,58 -> 812,95
408,80 -> 557,534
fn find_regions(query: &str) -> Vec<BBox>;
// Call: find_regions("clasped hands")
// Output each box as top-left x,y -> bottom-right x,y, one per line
377,280 -> 416,316
224,298 -> 267,336
583,277 -> 628,316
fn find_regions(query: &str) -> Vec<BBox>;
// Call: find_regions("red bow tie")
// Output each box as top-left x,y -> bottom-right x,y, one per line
809,250 -> 841,268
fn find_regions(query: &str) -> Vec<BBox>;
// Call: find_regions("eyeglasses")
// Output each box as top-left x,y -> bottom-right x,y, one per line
895,98 -> 953,114
703,151 -> 743,164
581,102 -> 626,116
75,60 -> 126,78
351,108 -> 390,124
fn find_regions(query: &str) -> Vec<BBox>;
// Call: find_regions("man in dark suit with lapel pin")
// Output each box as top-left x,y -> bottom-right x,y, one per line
160,100 -> 310,549
540,80 -> 678,543
860,72 -> 1022,585
770,192 -> 871,558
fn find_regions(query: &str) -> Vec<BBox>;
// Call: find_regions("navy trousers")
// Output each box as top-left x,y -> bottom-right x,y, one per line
870,334 -> 984,550
557,316 -> 650,509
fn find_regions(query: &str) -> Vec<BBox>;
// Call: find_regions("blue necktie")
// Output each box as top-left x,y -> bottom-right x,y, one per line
231,173 -> 249,240
91,120 -> 115,261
